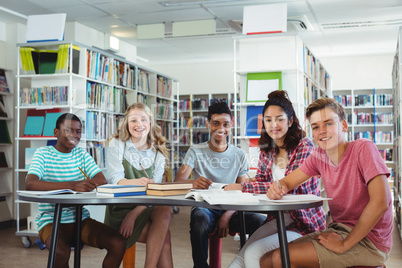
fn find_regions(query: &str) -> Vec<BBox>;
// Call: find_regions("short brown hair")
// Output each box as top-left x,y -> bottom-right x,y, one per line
306,98 -> 346,121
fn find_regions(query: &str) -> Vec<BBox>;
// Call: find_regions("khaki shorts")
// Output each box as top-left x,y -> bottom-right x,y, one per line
38,218 -> 107,249
292,222 -> 389,268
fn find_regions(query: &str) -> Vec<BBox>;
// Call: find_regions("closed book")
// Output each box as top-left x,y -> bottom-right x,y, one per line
23,116 -> 45,136
146,189 -> 191,196
42,112 -> 62,136
147,181 -> 193,191
97,184 -> 146,193
96,191 -> 146,197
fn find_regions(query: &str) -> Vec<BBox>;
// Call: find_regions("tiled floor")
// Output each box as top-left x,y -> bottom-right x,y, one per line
0,206 -> 400,267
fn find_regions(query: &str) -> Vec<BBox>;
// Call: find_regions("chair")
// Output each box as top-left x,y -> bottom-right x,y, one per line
122,244 -> 136,268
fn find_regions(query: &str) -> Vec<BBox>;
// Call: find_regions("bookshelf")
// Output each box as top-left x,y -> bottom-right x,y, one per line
0,68 -> 14,225
176,93 -> 239,165
233,33 -> 331,166
333,88 -> 394,165
392,26 -> 402,239
232,34 -> 331,214
14,41 -> 179,246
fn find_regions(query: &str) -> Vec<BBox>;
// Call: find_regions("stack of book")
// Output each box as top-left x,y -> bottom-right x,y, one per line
146,182 -> 193,196
96,184 -> 146,197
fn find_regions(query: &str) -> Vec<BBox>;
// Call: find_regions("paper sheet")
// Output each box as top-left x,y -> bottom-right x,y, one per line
256,194 -> 332,203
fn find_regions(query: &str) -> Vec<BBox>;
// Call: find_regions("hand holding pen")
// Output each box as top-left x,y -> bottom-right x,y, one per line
139,163 -> 154,184
267,179 -> 287,200
78,167 -> 97,191
245,173 -> 257,183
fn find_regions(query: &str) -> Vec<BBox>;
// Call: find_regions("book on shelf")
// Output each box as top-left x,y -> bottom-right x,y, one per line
0,69 -> 9,93
0,121 -> 11,143
146,181 -> 193,191
0,95 -> 8,117
246,72 -> 282,102
97,184 -> 147,193
23,108 -> 62,137
42,112 -> 62,136
0,152 -> 8,168
55,44 -> 80,74
185,189 -> 259,205
245,106 -> 263,136
24,116 -> 45,136
146,188 -> 191,196
18,189 -> 95,196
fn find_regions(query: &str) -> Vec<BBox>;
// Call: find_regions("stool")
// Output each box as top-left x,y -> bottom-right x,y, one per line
122,244 -> 136,268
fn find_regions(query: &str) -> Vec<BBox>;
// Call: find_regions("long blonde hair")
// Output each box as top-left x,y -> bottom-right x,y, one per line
114,103 -> 169,160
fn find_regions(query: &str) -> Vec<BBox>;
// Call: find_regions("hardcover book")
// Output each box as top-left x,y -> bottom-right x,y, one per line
147,181 -> 193,191
97,184 -> 147,193
146,188 -> 191,196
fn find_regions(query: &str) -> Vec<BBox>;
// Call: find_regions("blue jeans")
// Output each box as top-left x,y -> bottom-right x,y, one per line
190,207 -> 265,268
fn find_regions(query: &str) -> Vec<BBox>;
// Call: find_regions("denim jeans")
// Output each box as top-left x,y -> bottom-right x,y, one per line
190,207 -> 265,268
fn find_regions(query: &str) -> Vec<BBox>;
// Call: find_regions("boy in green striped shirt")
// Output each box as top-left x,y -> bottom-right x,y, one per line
26,113 -> 126,268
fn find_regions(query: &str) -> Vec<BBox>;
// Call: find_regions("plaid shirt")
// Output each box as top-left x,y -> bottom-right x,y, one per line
242,137 -> 326,235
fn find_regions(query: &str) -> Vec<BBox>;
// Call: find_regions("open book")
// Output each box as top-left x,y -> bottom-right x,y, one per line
185,189 -> 259,205
18,189 -> 95,196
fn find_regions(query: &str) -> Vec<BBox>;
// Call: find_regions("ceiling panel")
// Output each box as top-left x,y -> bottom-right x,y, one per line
0,0 -> 401,64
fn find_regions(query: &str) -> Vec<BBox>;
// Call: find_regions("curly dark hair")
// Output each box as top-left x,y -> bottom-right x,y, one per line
258,90 -> 305,154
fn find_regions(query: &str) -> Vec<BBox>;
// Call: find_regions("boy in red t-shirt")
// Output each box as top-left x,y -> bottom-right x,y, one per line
263,98 -> 393,268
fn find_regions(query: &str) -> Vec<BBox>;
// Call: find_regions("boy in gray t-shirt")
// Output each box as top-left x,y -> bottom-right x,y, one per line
175,102 -> 265,268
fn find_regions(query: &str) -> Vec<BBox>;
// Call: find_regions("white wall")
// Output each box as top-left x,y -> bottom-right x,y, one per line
0,22 -> 6,41
320,54 -> 394,90
147,61 -> 234,95
65,22 -> 137,63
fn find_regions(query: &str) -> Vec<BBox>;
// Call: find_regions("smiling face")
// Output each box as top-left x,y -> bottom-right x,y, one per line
263,105 -> 292,147
54,119 -> 82,153
127,108 -> 151,144
207,113 -> 232,144
309,107 -> 348,154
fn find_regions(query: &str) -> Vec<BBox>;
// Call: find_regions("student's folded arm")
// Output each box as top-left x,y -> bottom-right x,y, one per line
333,174 -> 390,253
25,174 -> 82,191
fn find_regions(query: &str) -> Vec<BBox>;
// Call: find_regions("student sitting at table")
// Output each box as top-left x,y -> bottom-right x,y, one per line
263,98 -> 393,268
104,103 -> 173,268
225,90 -> 326,268
174,101 -> 266,268
26,113 -> 126,268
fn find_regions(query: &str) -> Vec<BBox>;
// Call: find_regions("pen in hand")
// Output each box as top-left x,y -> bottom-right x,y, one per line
276,179 -> 282,194
78,167 -> 90,180
139,163 -> 150,180
78,167 -> 97,191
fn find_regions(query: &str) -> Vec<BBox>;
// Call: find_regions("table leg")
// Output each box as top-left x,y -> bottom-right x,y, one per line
276,211 -> 290,268
238,211 -> 246,248
48,204 -> 62,268
74,205 -> 83,268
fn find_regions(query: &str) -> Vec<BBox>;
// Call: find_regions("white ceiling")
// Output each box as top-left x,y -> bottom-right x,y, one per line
1,0 -> 402,65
